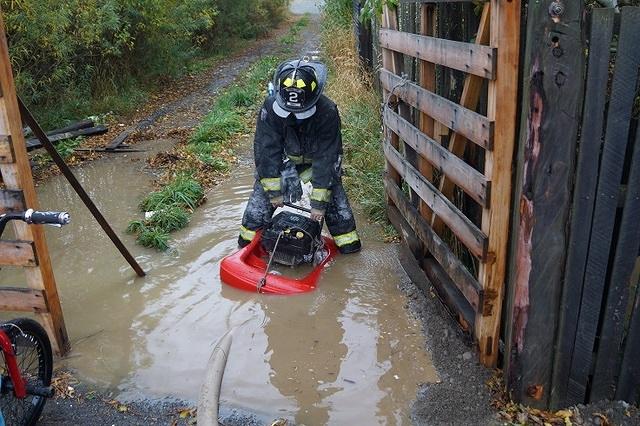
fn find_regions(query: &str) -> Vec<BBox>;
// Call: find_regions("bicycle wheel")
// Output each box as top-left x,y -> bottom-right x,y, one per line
0,318 -> 53,426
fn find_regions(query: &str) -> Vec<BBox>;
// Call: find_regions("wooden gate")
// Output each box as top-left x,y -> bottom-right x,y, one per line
380,0 -> 521,367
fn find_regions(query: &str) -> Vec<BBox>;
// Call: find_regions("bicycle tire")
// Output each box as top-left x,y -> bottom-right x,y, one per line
0,318 -> 53,426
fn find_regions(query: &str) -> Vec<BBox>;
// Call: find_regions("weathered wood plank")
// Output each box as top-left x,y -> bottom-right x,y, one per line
388,204 -> 476,331
476,0 -> 521,368
591,121 -> 640,401
567,7 -> 640,405
385,175 -> 484,312
0,287 -> 47,312
384,108 -> 489,206
380,69 -> 494,149
0,240 -> 37,266
550,8 -> 615,408
0,189 -> 25,213
379,29 -> 495,79
432,2 -> 490,235
0,134 -> 14,163
0,15 -> 70,355
615,285 -> 640,403
384,140 -> 488,258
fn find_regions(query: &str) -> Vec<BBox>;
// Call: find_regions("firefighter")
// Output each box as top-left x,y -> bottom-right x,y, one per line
238,57 -> 361,254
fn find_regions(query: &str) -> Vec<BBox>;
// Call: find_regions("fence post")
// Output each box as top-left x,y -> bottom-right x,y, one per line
502,0 -> 584,407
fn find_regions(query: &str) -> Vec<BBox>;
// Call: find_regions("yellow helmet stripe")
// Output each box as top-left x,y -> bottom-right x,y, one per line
311,81 -> 317,91
283,78 -> 294,88
296,79 -> 306,89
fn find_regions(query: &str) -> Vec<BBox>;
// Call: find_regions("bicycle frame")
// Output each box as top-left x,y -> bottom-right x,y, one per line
0,328 -> 27,399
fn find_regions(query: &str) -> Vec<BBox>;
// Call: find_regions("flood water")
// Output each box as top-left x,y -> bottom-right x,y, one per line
1,139 -> 438,424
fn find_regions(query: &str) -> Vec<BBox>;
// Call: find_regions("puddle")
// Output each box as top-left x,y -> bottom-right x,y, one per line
290,0 -> 323,15
1,150 -> 437,424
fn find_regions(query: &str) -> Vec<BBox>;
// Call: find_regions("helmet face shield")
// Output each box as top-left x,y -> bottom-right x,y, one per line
274,58 -> 327,115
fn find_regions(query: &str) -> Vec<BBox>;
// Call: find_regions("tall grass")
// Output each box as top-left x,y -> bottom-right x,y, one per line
321,0 -> 386,224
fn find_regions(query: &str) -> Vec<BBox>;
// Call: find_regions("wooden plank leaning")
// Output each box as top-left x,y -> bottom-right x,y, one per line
379,68 -> 494,150
0,14 -> 70,355
379,29 -> 496,79
384,175 -> 484,313
550,8 -> 615,408
432,2 -> 490,235
566,7 -> 640,405
383,140 -> 488,259
0,134 -> 14,163
0,241 -> 37,266
476,0 -> 521,368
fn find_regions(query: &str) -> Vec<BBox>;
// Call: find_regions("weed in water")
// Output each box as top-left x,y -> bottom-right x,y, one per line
140,176 -> 204,211
137,227 -> 171,251
146,206 -> 190,232
126,220 -> 146,235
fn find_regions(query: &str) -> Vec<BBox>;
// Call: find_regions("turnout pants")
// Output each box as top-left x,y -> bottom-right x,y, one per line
238,179 -> 361,254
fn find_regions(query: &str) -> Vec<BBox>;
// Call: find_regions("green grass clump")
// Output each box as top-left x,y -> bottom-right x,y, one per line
140,176 -> 204,211
146,206 -> 190,232
137,227 -> 171,251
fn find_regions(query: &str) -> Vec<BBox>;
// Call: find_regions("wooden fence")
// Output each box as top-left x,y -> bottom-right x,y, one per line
504,6 -> 640,408
379,0 -> 521,367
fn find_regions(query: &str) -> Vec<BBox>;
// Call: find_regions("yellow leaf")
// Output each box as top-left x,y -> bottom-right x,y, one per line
555,410 -> 573,418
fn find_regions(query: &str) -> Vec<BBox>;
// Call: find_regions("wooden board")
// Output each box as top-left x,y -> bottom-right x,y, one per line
615,287 -> 640,403
384,108 -> 489,206
550,8 -> 615,408
0,189 -> 25,213
0,240 -> 37,266
0,287 -> 47,312
0,134 -> 14,163
591,121 -> 640,401
432,2 -> 490,234
379,29 -> 495,79
384,140 -> 488,258
388,204 -> 477,329
567,8 -> 640,405
380,69 -> 494,149
385,176 -> 484,312
476,0 -> 521,368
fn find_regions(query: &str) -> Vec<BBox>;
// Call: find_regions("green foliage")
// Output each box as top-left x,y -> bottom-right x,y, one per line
2,0 -> 286,128
136,227 -> 171,251
55,137 -> 84,160
140,175 -> 204,211
146,206 -> 190,232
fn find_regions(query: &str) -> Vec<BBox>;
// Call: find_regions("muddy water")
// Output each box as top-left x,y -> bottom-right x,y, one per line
1,141 -> 438,423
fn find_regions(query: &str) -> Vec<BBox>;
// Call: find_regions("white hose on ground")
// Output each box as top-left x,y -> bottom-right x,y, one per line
198,330 -> 233,426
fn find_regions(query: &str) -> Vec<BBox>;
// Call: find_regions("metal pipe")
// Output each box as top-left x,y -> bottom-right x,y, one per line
18,97 -> 146,277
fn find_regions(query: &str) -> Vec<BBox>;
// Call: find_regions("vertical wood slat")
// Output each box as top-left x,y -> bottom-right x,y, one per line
476,0 -> 521,368
550,8 -> 615,408
0,134 -> 14,163
502,0 -> 586,407
0,15 -> 70,355
432,2 -> 490,235
615,285 -> 640,403
418,3 -> 436,222
0,189 -> 25,213
591,117 -> 640,401
566,8 -> 640,405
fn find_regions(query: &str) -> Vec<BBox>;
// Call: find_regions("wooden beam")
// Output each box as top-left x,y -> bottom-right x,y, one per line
0,287 -> 47,312
0,134 -> 14,163
384,140 -> 488,259
432,2 -> 490,235
0,14 -> 70,355
384,108 -> 489,206
379,29 -> 496,79
0,240 -> 37,267
385,175 -> 485,313
0,189 -> 25,213
550,8 -> 615,408
476,0 -> 521,368
418,3 -> 436,222
566,8 -> 640,406
615,285 -> 640,403
380,69 -> 494,149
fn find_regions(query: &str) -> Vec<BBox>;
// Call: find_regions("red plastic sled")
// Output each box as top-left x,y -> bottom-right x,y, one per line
220,231 -> 338,294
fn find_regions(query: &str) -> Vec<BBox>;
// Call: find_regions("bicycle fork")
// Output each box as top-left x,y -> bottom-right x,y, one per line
0,330 -> 26,399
